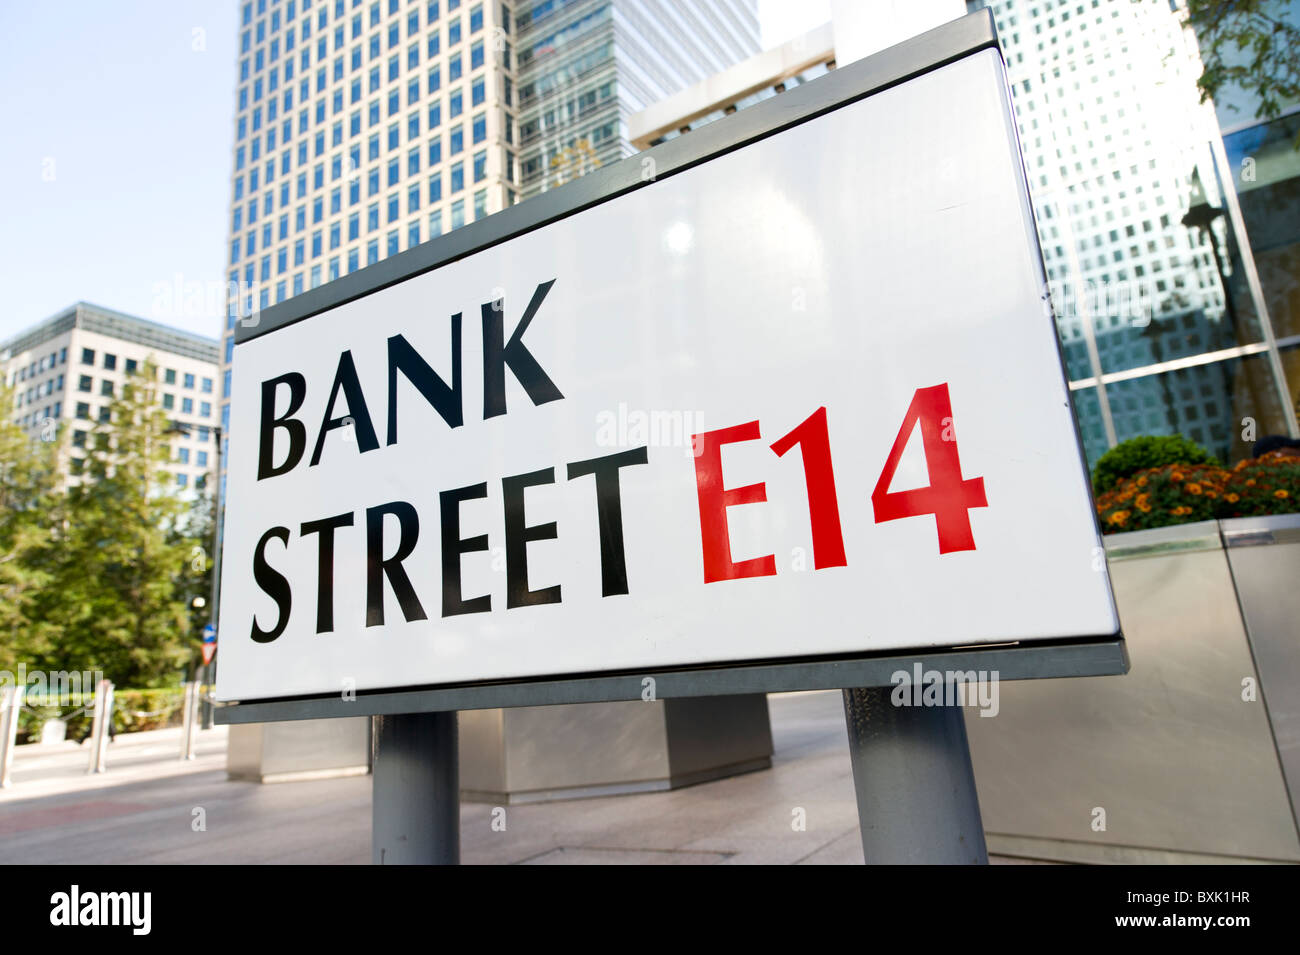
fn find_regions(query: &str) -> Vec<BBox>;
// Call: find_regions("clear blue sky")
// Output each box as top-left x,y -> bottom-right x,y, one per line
0,0 -> 825,344
0,1 -> 238,342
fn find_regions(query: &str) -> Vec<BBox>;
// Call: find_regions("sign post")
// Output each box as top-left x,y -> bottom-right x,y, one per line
843,687 -> 987,864
215,11 -> 1125,865
372,712 -> 459,865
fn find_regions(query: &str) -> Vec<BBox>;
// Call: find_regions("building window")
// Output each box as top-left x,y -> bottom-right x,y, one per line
81,349 -> 95,366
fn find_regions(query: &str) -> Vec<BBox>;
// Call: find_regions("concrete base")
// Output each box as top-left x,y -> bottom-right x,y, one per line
459,695 -> 774,804
227,717 -> 371,783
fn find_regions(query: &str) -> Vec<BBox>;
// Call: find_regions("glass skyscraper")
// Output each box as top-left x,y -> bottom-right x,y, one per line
219,0 -> 759,476
514,0 -> 760,198
977,0 -> 1300,465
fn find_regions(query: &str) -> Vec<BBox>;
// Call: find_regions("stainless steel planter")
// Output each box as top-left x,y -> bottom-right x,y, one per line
459,695 -> 774,804
964,515 -> 1300,863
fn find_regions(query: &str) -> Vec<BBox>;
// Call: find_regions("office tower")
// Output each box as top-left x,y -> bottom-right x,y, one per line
0,303 -> 221,490
514,0 -> 761,198
978,0 -> 1298,462
219,0 -> 761,474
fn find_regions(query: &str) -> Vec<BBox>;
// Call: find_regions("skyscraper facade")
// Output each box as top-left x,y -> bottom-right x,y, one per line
514,0 -> 760,198
977,0 -> 1299,463
219,0 -> 760,477
1,303 -> 221,491
219,0 -> 517,464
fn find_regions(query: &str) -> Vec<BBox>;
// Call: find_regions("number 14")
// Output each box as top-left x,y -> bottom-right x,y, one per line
691,383 -> 987,583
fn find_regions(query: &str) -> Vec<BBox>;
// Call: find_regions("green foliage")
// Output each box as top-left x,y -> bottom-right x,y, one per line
1092,435 -> 1221,494
1,360 -> 213,690
0,383 -> 62,673
1186,0 -> 1300,144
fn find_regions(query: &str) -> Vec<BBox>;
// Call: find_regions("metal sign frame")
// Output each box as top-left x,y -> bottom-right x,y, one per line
217,9 -> 1126,729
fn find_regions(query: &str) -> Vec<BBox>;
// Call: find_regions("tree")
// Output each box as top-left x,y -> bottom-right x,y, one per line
0,385 -> 62,672
38,363 -> 203,687
1185,0 -> 1300,140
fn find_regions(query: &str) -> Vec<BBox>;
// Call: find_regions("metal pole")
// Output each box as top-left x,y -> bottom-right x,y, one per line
372,711 -> 459,865
86,680 -> 114,775
842,685 -> 988,864
203,425 -> 223,730
0,685 -> 24,788
179,681 -> 198,761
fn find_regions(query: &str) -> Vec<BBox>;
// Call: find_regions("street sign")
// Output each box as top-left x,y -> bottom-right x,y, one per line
217,19 -> 1120,708
201,643 -> 216,665
202,624 -> 216,643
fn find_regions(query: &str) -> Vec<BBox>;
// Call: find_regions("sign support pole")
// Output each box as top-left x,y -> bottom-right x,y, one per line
842,686 -> 988,864
372,711 -> 460,865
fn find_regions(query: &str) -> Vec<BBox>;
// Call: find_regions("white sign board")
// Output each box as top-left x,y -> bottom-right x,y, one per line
217,48 -> 1118,702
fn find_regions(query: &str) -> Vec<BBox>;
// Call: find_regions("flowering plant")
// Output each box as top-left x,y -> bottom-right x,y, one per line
1217,452 -> 1300,518
1095,463 -> 1230,533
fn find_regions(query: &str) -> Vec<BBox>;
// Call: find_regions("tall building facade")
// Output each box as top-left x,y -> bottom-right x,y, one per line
514,0 -> 760,197
976,0 -> 1300,463
1202,0 -> 1300,439
220,0 -> 517,457
631,0 -> 1300,465
218,0 -> 759,473
1,303 -> 221,491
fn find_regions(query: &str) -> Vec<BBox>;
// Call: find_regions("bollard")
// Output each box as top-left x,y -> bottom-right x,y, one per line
86,680 -> 114,775
179,681 -> 199,761
0,685 -> 24,788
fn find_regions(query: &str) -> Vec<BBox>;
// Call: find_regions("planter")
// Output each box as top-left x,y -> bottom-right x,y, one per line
227,717 -> 371,783
964,515 -> 1300,863
460,695 -> 774,804
229,695 -> 774,800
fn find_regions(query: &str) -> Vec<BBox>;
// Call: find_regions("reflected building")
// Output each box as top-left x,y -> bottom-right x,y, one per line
978,0 -> 1299,464
628,0 -> 1300,468
514,0 -> 761,198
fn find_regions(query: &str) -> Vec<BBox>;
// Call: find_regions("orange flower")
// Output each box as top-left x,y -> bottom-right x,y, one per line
1225,493 -> 1239,503
1171,506 -> 1192,516
1246,479 -> 1256,486
1170,471 -> 1185,482
1186,483 -> 1202,495
1135,493 -> 1151,512
1136,475 -> 1148,487
1276,489 -> 1290,499
1107,510 -> 1130,526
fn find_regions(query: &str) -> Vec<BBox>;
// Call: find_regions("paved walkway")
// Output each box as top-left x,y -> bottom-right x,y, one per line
0,691 -> 1038,864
